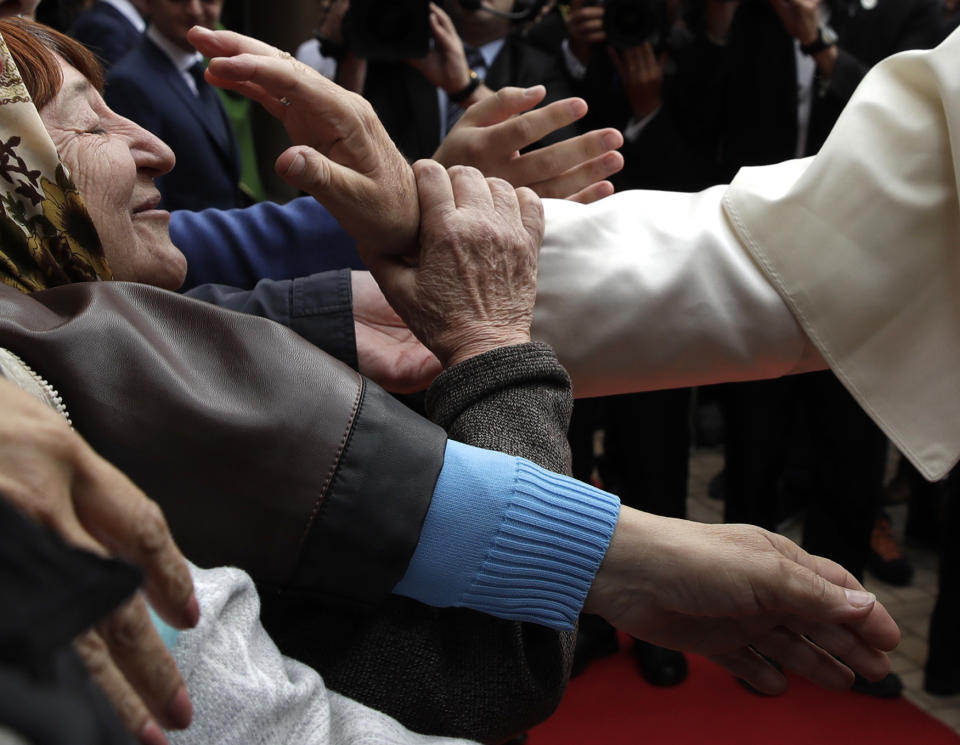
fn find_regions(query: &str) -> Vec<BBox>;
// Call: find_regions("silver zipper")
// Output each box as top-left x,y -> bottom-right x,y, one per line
0,348 -> 72,428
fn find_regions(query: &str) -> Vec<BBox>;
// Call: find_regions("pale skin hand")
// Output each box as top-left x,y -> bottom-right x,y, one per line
351,270 -> 442,392
188,26 -> 419,262
0,378 -> 198,745
565,0 -> 606,64
373,161 -> 544,368
585,506 -> 901,694
608,43 -> 666,122
433,85 -> 624,203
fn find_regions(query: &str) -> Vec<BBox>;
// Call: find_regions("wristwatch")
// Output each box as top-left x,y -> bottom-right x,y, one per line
800,23 -> 839,56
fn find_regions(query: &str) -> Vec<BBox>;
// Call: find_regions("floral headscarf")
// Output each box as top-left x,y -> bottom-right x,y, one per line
0,29 -> 111,293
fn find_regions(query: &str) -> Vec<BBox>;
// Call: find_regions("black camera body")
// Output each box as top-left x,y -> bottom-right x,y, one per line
342,0 -> 549,61
602,0 -> 669,48
342,0 -> 433,62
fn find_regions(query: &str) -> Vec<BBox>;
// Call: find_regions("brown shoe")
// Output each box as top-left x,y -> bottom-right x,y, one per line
867,513 -> 914,586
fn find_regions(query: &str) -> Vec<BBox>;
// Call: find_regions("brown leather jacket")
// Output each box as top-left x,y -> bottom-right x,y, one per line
0,281 -> 446,608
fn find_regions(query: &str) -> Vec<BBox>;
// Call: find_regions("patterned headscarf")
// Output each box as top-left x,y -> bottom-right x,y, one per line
0,30 -> 111,293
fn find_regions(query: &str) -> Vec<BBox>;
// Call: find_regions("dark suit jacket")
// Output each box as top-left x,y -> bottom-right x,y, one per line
70,1 -> 142,72
106,36 -> 243,212
717,0 -> 943,180
363,34 -> 579,163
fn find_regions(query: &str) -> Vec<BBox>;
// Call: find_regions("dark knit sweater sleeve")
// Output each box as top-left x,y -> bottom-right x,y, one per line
425,342 -> 573,475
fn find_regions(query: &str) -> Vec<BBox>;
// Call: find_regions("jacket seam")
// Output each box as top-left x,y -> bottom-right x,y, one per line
295,372 -> 365,555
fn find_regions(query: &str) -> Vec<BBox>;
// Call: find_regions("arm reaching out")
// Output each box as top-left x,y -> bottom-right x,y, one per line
586,507 -> 900,694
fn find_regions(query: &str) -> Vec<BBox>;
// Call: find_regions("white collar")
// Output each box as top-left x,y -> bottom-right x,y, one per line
99,0 -> 146,32
146,25 -> 202,74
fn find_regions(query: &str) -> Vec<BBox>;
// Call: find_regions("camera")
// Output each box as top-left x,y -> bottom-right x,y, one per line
341,0 -> 548,62
601,0 -> 669,48
342,0 -> 432,62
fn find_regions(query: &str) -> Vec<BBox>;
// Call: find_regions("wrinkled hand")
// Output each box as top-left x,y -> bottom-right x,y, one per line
352,270 -> 442,392
189,26 -> 418,261
407,3 -> 476,95
585,507 -> 900,694
433,86 -> 623,203
372,161 -> 543,368
565,0 -> 606,64
0,379 -> 197,745
769,0 -> 821,45
608,43 -> 666,121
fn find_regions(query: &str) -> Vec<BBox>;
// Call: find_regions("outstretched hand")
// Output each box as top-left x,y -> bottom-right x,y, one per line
585,507 -> 900,694
373,160 -> 543,368
189,26 -> 419,262
0,378 -> 197,745
433,86 -> 623,203
352,270 -> 442,392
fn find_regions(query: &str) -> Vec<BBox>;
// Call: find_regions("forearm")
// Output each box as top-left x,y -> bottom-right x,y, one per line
533,184 -> 825,399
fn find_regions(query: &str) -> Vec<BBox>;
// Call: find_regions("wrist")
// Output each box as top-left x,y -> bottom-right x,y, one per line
444,331 -> 533,368
448,70 -> 481,104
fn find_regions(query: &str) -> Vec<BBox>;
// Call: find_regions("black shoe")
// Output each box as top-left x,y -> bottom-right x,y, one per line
633,641 -> 688,687
571,615 -> 619,678
852,671 -> 903,698
925,662 -> 960,696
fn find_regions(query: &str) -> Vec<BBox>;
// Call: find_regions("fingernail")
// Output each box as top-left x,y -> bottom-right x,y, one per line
166,686 -> 193,730
140,721 -> 168,745
190,25 -> 213,35
523,85 -> 544,98
602,131 -> 621,149
284,152 -> 307,178
568,99 -> 588,117
845,589 -> 876,608
183,594 -> 200,627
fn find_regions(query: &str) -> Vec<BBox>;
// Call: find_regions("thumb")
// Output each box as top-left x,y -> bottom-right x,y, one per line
276,145 -> 348,200
756,560 -> 879,626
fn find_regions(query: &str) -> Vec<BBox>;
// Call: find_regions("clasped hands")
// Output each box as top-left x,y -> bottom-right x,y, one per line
189,25 -> 900,694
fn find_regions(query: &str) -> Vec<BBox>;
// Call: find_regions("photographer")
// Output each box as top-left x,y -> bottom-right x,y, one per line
560,0 -> 713,690
693,0 -> 942,700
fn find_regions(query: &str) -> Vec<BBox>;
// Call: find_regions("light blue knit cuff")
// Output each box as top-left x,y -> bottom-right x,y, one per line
394,440 -> 621,630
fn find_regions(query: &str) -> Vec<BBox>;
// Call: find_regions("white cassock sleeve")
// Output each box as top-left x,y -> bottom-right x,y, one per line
534,28 -> 960,482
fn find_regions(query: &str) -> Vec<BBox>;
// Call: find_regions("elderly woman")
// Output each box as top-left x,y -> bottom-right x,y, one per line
0,15 -> 901,745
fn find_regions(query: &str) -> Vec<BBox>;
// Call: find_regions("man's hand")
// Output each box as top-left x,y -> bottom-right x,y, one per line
352,270 -> 442,392
769,0 -> 821,45
565,0 -> 606,64
585,507 -> 901,694
608,43 -> 666,122
373,161 -> 543,367
189,26 -> 419,262
408,2 -> 491,105
433,86 -> 623,203
0,379 -> 198,745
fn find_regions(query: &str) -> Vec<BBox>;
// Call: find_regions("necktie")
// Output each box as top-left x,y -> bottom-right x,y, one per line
188,60 -> 230,150
444,46 -> 486,135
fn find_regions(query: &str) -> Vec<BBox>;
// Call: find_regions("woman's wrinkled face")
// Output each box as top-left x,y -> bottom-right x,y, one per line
40,60 -> 187,289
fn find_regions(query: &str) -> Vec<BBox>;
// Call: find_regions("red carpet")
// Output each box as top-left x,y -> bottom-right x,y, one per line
529,635 -> 960,745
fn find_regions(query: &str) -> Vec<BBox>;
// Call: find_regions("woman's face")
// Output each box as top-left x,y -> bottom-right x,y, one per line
40,60 -> 187,289
0,0 -> 41,18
